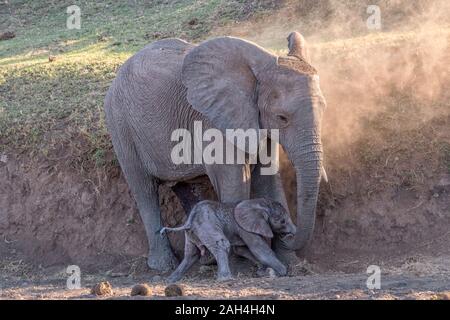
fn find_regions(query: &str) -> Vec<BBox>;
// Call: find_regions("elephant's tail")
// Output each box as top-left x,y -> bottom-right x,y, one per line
159,225 -> 189,235
158,210 -> 198,235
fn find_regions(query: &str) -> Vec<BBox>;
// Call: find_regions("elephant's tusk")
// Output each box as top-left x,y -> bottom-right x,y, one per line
321,166 -> 328,184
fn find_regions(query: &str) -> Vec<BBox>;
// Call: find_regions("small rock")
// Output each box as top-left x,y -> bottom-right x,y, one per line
188,18 -> 198,26
267,268 -> 277,278
144,32 -> 159,40
0,31 -> 15,41
97,33 -> 109,42
165,284 -> 184,297
131,284 -> 152,296
81,191 -> 95,206
91,281 -> 113,296
0,154 -> 7,163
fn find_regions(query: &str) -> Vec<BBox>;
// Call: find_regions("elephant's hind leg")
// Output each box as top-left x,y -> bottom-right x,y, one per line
168,235 -> 200,283
108,121 -> 177,271
196,229 -> 233,281
124,170 -> 177,271
171,178 -> 217,266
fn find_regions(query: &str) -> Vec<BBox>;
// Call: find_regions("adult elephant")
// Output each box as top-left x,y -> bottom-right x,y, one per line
104,32 -> 326,271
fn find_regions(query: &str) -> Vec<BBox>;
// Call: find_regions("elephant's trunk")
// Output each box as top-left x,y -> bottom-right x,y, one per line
286,133 -> 323,251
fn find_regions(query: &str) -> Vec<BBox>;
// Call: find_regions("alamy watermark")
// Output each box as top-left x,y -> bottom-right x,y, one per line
366,5 -> 382,30
366,265 -> 381,290
66,5 -> 81,30
171,121 -> 280,175
66,265 -> 81,289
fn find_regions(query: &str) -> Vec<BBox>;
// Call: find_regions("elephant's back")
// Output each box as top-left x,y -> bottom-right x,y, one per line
144,38 -> 195,52
127,38 -> 195,79
107,38 -> 195,112
104,39 -> 205,180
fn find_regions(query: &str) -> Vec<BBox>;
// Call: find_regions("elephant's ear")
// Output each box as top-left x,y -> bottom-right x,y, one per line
234,199 -> 273,238
281,32 -> 317,75
181,37 -> 275,134
287,31 -> 310,62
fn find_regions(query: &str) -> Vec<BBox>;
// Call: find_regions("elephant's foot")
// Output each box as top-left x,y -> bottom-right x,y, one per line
167,273 -> 182,284
273,246 -> 298,273
147,240 -> 178,272
256,267 -> 279,278
147,252 -> 178,272
147,251 -> 178,272
217,273 -> 233,282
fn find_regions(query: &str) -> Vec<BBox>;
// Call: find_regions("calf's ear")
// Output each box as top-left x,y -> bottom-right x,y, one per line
234,199 -> 273,238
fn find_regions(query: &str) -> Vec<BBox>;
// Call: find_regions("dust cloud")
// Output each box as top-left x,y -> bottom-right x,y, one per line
214,0 -> 450,159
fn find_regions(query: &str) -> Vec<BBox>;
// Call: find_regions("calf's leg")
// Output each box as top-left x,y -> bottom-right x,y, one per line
167,235 -> 200,283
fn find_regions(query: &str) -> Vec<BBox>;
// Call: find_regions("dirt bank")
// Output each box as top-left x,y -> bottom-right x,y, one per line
1,141 -> 449,275
1,30 -> 450,276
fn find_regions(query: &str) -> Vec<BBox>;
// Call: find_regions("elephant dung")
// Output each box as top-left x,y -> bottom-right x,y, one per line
165,284 -> 185,297
130,283 -> 152,296
91,281 -> 113,296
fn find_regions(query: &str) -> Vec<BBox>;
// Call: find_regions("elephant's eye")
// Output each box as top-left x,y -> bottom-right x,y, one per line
276,115 -> 289,124
270,91 -> 280,100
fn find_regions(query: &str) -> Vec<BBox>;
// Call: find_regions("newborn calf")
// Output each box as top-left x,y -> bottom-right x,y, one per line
160,198 -> 296,282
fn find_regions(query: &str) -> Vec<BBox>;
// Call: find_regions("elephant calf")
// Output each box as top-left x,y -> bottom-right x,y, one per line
160,198 -> 296,282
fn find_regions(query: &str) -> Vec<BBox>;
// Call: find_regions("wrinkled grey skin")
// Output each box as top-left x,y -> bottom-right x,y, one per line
160,198 -> 296,282
104,31 -> 326,271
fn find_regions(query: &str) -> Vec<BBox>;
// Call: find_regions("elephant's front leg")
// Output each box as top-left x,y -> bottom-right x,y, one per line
251,162 -> 297,265
205,163 -> 251,202
240,232 -> 287,276
250,163 -> 288,208
233,246 -> 267,276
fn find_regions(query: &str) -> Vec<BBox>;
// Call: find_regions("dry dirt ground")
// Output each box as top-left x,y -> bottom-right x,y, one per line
0,255 -> 450,300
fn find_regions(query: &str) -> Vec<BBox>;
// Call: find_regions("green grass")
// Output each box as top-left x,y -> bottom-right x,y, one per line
0,0 -> 277,167
0,57 -> 119,163
1,0 -> 449,181
0,0 -> 275,61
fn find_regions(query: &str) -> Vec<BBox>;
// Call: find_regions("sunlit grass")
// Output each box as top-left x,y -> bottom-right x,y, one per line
1,1 -> 448,179
0,0 -> 277,167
